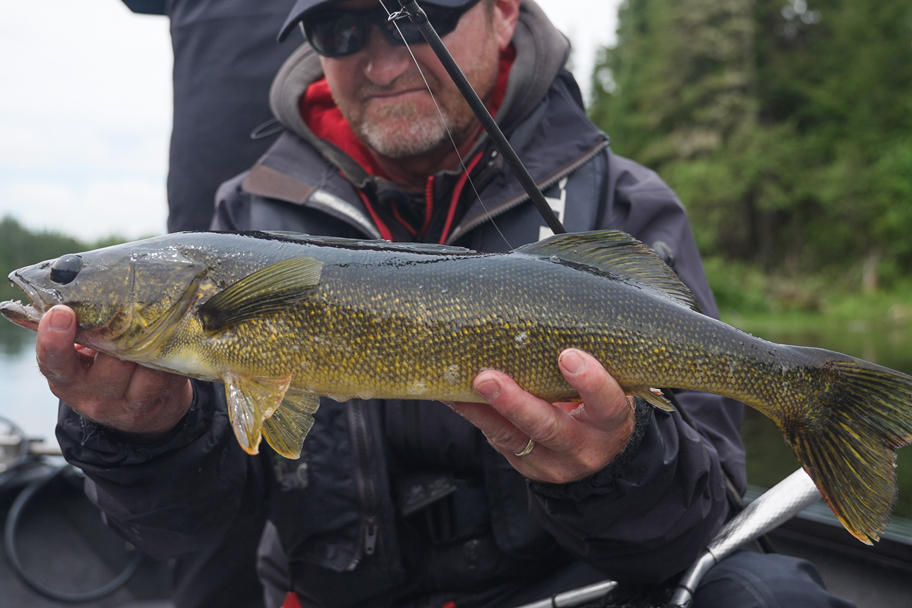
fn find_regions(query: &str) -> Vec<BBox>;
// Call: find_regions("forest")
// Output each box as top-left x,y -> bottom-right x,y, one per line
588,0 -> 912,315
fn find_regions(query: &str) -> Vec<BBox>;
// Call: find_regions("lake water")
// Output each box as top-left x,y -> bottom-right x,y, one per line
0,323 -> 63,442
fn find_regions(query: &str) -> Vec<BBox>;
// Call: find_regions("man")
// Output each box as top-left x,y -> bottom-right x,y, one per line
38,1 -> 852,606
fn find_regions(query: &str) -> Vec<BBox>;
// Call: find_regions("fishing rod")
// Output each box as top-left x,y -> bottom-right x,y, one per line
392,0 -> 567,235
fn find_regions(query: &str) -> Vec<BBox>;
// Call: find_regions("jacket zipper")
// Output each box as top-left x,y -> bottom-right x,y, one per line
346,401 -> 379,569
445,140 -> 609,244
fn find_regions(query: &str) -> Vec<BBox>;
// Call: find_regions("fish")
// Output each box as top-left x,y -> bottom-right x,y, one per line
1,229 -> 911,545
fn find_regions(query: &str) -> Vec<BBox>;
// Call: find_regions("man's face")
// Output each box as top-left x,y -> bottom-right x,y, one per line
316,0 -> 518,160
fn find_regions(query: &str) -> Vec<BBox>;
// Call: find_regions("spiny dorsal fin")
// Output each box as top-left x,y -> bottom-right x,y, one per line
262,387 -> 321,459
516,230 -> 700,312
199,257 -> 323,331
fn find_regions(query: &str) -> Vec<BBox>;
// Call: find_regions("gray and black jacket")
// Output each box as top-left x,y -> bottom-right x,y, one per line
58,2 -> 747,607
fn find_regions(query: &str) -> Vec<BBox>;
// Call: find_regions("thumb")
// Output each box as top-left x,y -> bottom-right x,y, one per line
36,306 -> 83,387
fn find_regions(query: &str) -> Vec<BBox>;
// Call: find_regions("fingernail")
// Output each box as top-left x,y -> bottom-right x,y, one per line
475,379 -> 501,400
49,307 -> 72,332
560,349 -> 584,374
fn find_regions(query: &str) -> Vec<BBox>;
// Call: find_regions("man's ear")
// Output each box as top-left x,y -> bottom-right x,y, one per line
492,0 -> 521,51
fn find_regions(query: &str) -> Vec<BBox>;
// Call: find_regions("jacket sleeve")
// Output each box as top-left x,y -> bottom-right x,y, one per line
56,382 -> 269,559
527,151 -> 747,583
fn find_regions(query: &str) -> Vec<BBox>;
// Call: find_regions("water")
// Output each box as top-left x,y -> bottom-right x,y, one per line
0,324 -> 61,441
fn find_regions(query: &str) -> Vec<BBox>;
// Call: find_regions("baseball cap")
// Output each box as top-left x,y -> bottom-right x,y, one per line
278,0 -> 480,41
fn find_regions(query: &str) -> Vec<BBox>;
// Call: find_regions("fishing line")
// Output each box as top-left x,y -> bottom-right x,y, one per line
394,0 -> 566,237
378,0 -> 512,248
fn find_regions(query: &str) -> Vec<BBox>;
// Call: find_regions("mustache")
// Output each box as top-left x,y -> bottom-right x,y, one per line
356,74 -> 438,102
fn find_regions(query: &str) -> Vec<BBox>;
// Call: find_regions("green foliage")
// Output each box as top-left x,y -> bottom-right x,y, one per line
590,0 -> 912,276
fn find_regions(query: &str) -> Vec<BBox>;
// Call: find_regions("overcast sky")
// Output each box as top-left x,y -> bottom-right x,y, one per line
0,0 -> 619,242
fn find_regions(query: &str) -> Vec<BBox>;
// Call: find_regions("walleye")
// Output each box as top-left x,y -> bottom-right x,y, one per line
2,230 -> 912,544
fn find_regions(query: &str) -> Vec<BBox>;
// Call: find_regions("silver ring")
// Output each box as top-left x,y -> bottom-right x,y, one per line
513,438 -> 535,458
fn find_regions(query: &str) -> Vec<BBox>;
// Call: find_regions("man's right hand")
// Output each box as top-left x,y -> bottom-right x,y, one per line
36,305 -> 193,442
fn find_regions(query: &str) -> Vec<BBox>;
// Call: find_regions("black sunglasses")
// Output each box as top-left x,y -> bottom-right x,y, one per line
302,0 -> 483,58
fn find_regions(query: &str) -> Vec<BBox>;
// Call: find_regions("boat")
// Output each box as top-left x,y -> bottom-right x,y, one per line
2,412 -> 911,608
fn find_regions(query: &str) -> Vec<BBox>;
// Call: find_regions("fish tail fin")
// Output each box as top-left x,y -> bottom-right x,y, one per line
777,353 -> 912,543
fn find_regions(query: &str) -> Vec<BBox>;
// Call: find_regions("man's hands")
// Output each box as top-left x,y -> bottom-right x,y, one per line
36,305 -> 193,443
448,349 -> 635,484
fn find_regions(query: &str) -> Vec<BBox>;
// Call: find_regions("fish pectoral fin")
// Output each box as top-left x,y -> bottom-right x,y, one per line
515,231 -> 700,312
223,372 -> 293,455
262,387 -> 321,459
631,386 -> 676,412
199,257 -> 324,331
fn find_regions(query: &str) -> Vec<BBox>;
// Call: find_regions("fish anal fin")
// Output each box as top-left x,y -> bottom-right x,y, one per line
630,386 -> 676,411
262,387 -> 321,459
516,230 -> 700,312
223,372 -> 292,455
200,257 -> 323,332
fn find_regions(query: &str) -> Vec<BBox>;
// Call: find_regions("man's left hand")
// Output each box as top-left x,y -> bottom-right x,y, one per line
447,349 -> 636,484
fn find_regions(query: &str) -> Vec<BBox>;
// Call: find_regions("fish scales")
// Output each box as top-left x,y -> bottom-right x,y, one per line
3,229 -> 912,545
191,249 -> 745,404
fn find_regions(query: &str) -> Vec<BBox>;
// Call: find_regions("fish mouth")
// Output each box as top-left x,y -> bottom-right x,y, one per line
0,272 -> 57,331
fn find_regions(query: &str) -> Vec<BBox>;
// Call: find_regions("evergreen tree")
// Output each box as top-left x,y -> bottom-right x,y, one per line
590,0 -> 912,276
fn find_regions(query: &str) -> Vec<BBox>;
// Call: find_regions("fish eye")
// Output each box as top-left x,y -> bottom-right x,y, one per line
49,254 -> 83,285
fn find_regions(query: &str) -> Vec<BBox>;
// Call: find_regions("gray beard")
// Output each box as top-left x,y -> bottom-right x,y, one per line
355,112 -> 452,159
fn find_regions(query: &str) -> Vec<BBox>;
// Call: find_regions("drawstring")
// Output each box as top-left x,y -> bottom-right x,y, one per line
422,176 -> 436,235
439,152 -> 484,244
357,189 -> 394,241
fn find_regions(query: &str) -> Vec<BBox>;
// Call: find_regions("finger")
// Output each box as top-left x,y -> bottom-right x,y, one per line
558,349 -> 633,427
117,368 -> 194,436
471,371 -> 570,452
447,397 -> 530,456
445,399 -> 508,433
125,365 -> 181,406
35,306 -> 84,388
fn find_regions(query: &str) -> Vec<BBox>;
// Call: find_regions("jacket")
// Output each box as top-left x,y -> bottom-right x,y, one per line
122,0 -> 298,232
58,2 -> 747,606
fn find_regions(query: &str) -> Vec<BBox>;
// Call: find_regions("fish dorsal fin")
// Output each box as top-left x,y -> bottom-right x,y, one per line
262,387 -> 321,459
222,372 -> 292,455
199,257 -> 323,331
516,230 -> 700,312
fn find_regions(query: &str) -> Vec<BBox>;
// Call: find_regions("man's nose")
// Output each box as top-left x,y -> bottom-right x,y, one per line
362,26 -> 415,86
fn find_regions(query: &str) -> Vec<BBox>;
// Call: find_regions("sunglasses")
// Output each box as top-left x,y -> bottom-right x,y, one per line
302,0 -> 483,58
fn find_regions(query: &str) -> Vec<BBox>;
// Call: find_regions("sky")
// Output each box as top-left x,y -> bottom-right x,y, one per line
0,0 -> 619,242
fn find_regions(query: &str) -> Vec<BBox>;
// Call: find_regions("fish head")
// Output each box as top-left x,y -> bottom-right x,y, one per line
1,241 -> 208,355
